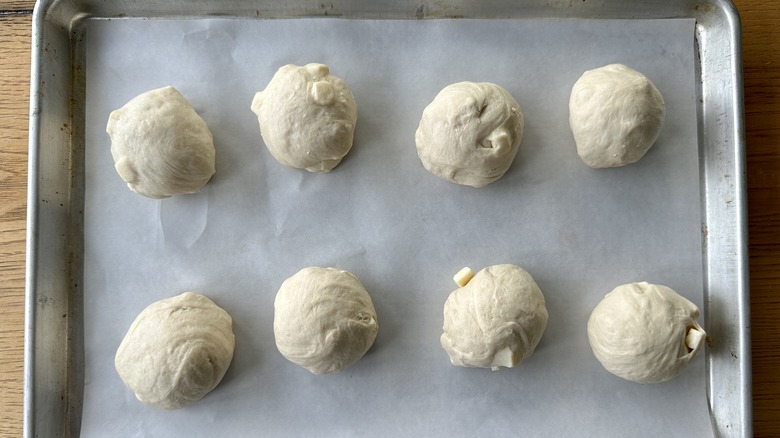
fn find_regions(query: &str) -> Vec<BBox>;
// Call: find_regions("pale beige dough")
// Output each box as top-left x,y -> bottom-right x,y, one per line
569,64 -> 665,168
415,82 -> 524,188
115,292 -> 235,409
587,282 -> 707,384
274,267 -> 378,375
106,86 -> 216,198
441,264 -> 548,370
251,63 -> 358,172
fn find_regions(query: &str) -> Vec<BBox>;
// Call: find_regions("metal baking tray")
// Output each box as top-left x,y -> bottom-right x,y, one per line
25,0 -> 749,436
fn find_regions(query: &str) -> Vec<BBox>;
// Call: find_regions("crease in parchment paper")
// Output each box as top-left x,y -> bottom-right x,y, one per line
158,187 -> 210,249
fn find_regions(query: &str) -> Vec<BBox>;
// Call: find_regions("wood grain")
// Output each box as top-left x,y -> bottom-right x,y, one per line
0,0 -> 33,11
0,7 -> 32,438
0,1 -> 778,437
733,0 -> 780,436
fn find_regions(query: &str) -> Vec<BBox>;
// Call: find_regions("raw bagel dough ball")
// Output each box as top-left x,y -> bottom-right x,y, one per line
106,86 -> 216,198
415,82 -> 524,188
251,63 -> 358,172
587,282 -> 707,384
274,267 -> 378,375
441,265 -> 548,370
569,64 -> 665,168
115,292 -> 235,409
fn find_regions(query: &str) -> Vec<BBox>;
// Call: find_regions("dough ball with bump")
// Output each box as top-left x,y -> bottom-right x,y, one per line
569,64 -> 665,168
274,267 -> 378,375
587,282 -> 707,384
441,265 -> 548,370
114,292 -> 235,409
415,82 -> 524,188
251,63 -> 358,172
106,86 -> 216,198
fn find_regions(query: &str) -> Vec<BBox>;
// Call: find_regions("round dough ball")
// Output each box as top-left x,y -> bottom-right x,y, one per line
115,292 -> 235,409
587,282 -> 707,384
415,82 -> 524,188
251,63 -> 358,173
274,267 -> 378,375
106,86 -> 216,198
441,265 -> 548,370
569,64 -> 665,168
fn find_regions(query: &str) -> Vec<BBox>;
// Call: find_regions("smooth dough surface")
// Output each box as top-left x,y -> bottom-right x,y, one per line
587,282 -> 707,384
415,82 -> 524,188
251,63 -> 358,172
106,86 -> 216,198
115,292 -> 235,409
274,267 -> 378,375
441,264 -> 548,370
569,64 -> 665,168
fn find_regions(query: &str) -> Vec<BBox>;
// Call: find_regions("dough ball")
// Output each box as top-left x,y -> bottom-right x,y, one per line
441,265 -> 548,370
587,282 -> 707,384
274,267 -> 378,375
415,82 -> 524,188
115,292 -> 235,409
106,86 -> 216,198
569,64 -> 665,168
251,63 -> 358,173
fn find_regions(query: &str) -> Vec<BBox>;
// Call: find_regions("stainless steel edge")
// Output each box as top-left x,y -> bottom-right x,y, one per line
24,1 -> 44,435
25,0 -> 750,436
26,0 -> 85,436
694,1 -> 751,437
33,0 -> 703,21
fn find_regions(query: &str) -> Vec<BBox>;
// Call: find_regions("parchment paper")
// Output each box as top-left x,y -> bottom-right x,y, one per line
82,17 -> 709,437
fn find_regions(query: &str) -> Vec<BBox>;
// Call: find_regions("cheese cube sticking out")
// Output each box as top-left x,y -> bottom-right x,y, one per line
453,267 -> 475,287
685,326 -> 706,352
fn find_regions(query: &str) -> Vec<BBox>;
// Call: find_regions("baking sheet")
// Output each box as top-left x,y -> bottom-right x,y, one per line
81,17 -> 709,436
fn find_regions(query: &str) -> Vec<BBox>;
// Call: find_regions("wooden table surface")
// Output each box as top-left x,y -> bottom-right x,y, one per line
1,1 -> 778,436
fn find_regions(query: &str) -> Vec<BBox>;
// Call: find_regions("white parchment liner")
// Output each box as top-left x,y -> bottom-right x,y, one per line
82,18 -> 709,437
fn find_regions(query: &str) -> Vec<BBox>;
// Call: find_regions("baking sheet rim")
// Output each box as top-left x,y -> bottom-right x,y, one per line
24,1 -> 750,437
